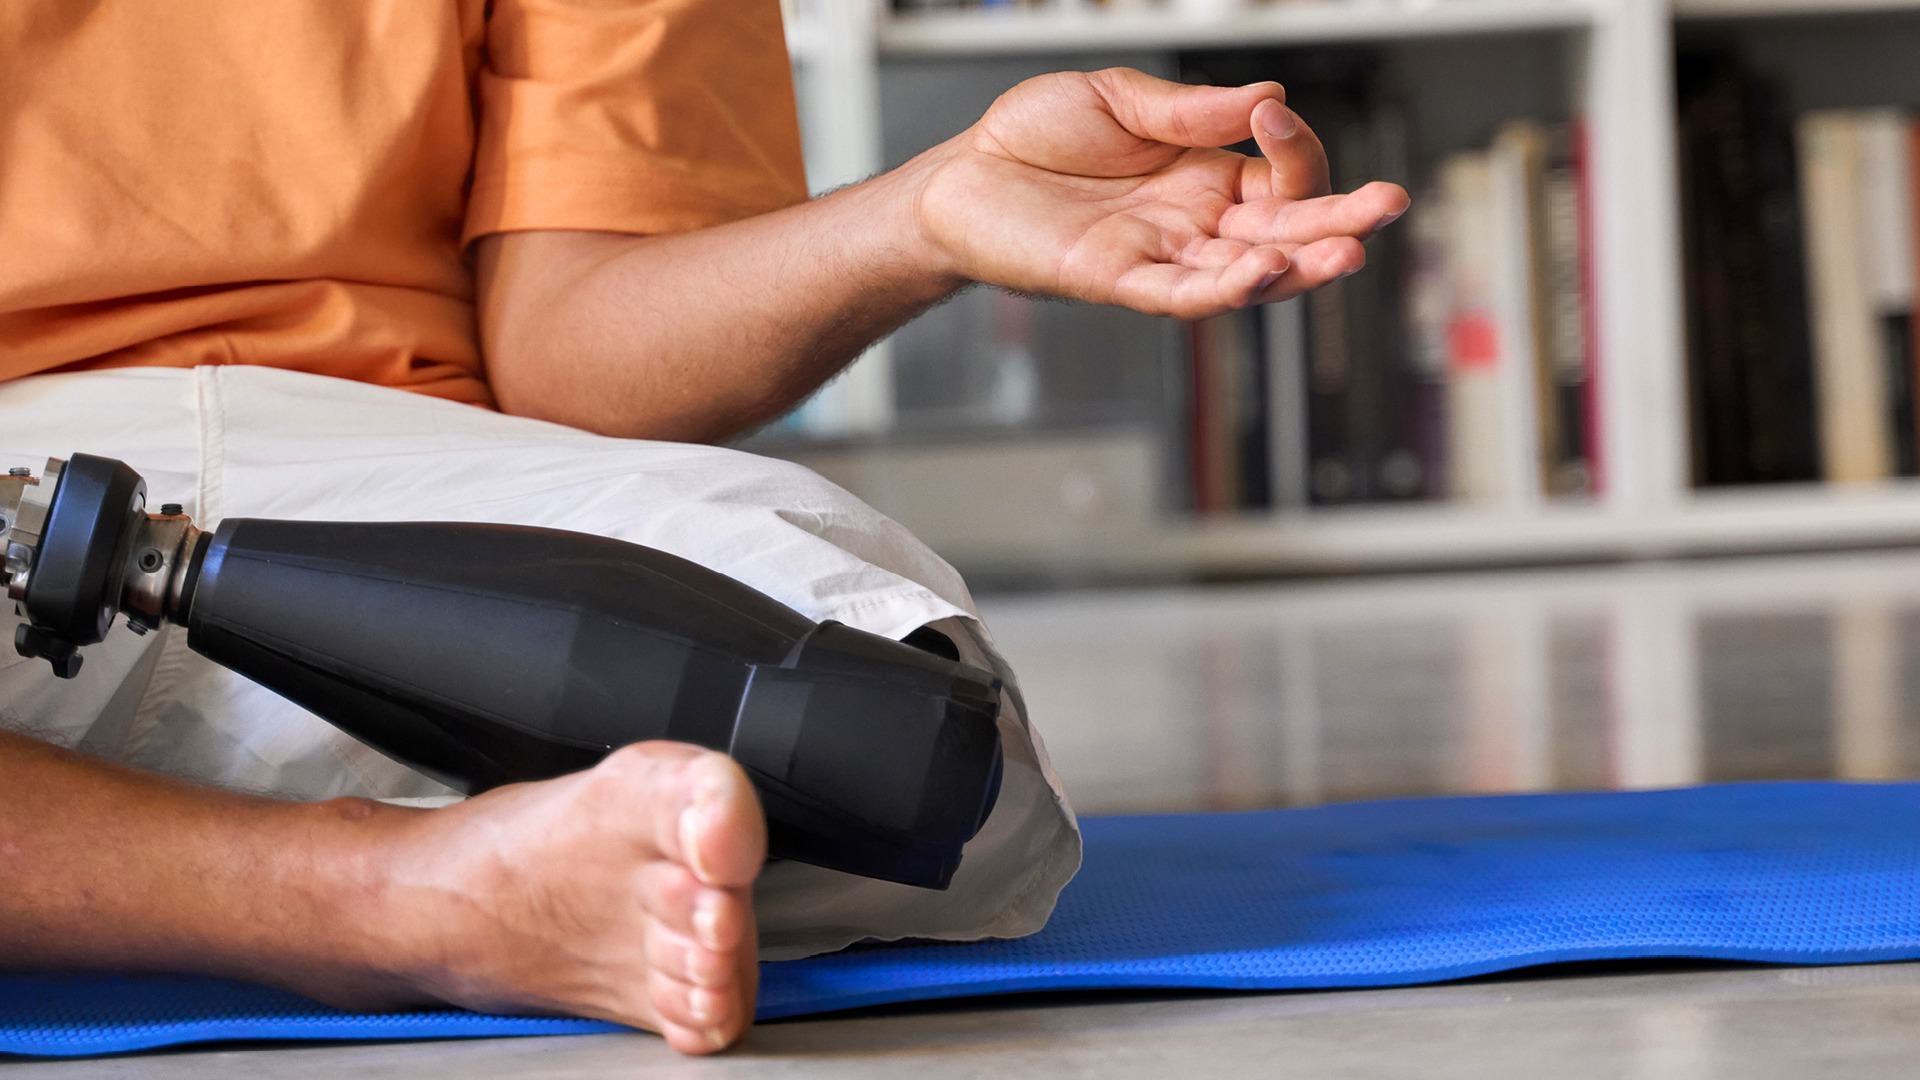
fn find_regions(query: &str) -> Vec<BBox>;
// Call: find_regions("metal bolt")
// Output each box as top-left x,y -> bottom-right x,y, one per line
137,549 -> 164,573
7,468 -> 29,478
159,503 -> 184,516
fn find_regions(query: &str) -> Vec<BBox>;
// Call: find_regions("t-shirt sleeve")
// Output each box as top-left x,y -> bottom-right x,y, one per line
464,0 -> 809,245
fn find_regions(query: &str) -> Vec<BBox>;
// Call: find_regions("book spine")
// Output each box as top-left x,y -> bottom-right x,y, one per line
1748,75 -> 1822,482
1489,126 -> 1547,506
1226,310 -> 1269,508
1263,298 -> 1312,511
1336,118 -> 1388,504
1187,320 -> 1218,514
1307,277 -> 1353,505
1859,110 -> 1919,477
1439,151 -> 1508,504
1365,105 -> 1429,502
1571,119 -> 1604,497
1799,111 -> 1894,484
1406,178 -> 1456,500
1910,118 -> 1920,475
1542,122 -> 1593,496
1678,66 -> 1752,486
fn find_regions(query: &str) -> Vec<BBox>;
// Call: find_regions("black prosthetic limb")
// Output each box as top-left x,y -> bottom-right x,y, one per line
0,454 -> 1004,889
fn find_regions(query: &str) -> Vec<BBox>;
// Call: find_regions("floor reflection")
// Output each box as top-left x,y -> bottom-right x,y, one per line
978,549 -> 1920,816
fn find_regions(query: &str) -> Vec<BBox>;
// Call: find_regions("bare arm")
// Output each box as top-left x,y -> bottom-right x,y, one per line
477,69 -> 1410,443
476,164 -> 959,444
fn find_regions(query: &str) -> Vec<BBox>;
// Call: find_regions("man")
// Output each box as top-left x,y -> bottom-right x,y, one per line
0,0 -> 1407,1056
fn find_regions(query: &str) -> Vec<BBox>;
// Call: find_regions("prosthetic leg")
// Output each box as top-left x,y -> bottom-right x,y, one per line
0,454 -> 1004,890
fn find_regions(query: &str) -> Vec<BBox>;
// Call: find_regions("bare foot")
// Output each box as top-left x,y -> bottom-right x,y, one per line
338,742 -> 767,1054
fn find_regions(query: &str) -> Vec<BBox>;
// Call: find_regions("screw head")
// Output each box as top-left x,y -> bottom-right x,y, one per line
7,468 -> 30,478
159,503 -> 184,517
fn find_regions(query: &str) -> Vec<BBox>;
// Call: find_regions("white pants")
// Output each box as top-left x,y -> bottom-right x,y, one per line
0,367 -> 1080,960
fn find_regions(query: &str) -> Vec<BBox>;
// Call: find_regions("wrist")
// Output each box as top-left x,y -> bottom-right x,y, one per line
839,140 -> 971,299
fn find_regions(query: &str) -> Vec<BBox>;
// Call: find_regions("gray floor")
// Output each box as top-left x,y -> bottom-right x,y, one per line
29,549 -> 1920,1077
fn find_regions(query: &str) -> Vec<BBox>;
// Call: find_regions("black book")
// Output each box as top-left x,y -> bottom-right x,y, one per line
1676,54 -> 1822,485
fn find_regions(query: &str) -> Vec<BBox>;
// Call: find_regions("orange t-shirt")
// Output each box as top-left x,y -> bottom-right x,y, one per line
0,0 -> 808,407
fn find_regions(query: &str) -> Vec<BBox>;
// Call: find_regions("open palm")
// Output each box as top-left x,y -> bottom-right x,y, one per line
913,68 -> 1410,320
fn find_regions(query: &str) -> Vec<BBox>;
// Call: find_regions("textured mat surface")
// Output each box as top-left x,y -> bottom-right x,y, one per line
9,782 -> 1920,1056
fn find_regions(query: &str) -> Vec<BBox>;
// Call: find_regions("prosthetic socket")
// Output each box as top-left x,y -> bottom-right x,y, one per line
0,454 -> 1004,889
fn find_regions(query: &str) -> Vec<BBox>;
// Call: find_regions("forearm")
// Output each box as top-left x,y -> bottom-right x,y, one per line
0,729 -> 418,1004
478,152 -> 964,443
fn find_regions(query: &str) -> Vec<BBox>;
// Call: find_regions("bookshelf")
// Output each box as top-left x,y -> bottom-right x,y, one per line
773,0 -> 1920,582
1675,0 -> 1920,18
874,0 -> 1599,54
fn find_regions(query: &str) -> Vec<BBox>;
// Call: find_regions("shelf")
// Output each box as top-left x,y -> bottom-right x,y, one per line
786,18 -> 831,64
876,0 -> 1596,57
929,482 -> 1920,579
1674,0 -> 1920,19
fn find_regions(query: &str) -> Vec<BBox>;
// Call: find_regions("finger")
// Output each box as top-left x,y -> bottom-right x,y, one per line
1087,67 -> 1285,150
1246,98 -> 1331,201
1254,236 -> 1369,303
1220,182 -> 1411,246
1177,236 -> 1256,271
1110,246 -> 1291,321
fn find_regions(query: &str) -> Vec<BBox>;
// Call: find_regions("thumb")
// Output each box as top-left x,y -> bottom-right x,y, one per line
1249,97 -> 1332,200
1089,68 -> 1285,149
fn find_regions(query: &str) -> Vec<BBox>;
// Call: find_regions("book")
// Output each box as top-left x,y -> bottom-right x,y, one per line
1262,298 -> 1312,510
1572,119 -> 1606,496
1799,110 -> 1894,484
1438,150 -> 1511,505
1187,318 -> 1225,514
1485,125 -> 1548,506
1542,125 -> 1595,497
1352,105 -> 1430,502
1306,274 -> 1355,505
1405,177 -> 1456,497
1910,118 -> 1920,474
1744,74 -> 1822,483
1858,110 -> 1919,477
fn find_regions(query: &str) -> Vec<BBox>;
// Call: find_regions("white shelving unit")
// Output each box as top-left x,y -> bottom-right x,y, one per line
1675,0 -> 1920,18
779,0 -> 1920,579
875,0 -> 1597,54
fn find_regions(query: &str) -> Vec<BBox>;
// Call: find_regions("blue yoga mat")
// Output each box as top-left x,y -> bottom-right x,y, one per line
9,781 -> 1920,1056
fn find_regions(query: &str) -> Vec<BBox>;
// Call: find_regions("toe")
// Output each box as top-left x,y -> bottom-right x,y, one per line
646,920 -> 732,989
638,862 -> 748,952
660,1021 -> 734,1056
676,752 -> 767,889
651,970 -> 746,1052
592,742 -> 766,890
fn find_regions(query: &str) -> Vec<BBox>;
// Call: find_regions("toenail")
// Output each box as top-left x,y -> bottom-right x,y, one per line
680,796 -> 715,883
704,1027 -> 728,1052
694,893 -> 725,950
690,987 -> 719,1024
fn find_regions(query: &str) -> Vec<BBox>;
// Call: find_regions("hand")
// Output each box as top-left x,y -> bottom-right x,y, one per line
910,67 -> 1410,320
341,743 -> 768,1055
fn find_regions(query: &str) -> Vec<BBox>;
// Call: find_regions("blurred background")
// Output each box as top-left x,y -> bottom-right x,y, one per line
752,0 -> 1920,814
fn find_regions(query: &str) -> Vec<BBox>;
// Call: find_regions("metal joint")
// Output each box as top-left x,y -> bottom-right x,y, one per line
2,457 -> 62,603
